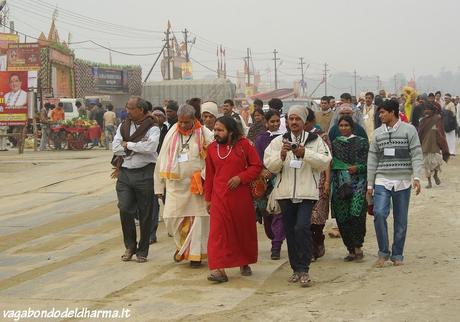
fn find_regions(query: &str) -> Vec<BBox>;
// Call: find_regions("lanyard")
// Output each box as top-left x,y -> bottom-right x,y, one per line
180,134 -> 193,152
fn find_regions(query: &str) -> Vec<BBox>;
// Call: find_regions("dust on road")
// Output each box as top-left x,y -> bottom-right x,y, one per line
0,149 -> 459,321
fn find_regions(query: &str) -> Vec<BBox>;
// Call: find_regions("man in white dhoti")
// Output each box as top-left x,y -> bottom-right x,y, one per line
443,94 -> 457,155
154,104 -> 214,268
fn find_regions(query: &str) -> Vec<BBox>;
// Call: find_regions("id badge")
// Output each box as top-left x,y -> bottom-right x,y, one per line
289,159 -> 303,169
178,153 -> 189,163
383,148 -> 395,157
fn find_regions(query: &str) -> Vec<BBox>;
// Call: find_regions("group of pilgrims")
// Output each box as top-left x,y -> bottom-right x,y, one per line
111,89 -> 457,287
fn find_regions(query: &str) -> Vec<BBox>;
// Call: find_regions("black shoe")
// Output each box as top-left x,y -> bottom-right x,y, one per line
190,261 -> 202,268
271,249 -> 281,260
149,238 -> 157,245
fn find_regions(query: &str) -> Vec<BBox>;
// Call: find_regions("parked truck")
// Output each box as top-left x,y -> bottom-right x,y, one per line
142,78 -> 236,106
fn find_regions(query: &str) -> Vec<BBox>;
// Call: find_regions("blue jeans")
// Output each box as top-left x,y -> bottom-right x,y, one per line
373,185 -> 411,262
278,199 -> 315,273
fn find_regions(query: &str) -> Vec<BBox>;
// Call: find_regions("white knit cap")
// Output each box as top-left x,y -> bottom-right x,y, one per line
201,101 -> 218,118
287,105 -> 308,123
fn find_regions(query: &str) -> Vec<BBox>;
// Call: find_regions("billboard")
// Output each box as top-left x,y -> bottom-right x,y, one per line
181,62 -> 193,80
0,33 -> 19,72
0,71 -> 29,126
7,43 -> 41,71
0,33 -> 19,54
92,67 -> 128,93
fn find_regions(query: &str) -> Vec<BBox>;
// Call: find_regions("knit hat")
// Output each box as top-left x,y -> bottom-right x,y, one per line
287,105 -> 308,123
201,101 -> 218,118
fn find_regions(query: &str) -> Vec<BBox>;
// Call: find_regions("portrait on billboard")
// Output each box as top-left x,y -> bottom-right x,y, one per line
4,73 -> 27,108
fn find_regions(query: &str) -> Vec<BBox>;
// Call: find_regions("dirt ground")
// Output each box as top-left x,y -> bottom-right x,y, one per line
0,147 -> 459,322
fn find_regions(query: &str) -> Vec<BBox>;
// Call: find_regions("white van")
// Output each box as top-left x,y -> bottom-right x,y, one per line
59,98 -> 81,121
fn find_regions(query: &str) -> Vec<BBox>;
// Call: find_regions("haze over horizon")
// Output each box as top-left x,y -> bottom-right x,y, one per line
5,0 -> 460,94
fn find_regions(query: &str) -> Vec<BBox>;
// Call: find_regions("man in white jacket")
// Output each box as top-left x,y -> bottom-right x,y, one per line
264,105 -> 331,287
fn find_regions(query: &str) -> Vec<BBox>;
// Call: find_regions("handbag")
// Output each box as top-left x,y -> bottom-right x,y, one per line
240,143 -> 267,199
336,182 -> 353,200
250,176 -> 268,199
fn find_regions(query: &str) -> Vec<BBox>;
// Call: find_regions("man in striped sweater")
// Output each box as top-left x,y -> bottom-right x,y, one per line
367,99 -> 423,268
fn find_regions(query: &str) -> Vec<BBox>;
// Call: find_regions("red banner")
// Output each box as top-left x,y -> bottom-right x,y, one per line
0,71 -> 28,126
7,43 -> 41,71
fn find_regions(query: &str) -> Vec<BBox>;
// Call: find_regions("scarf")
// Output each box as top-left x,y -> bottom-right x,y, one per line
110,115 -> 155,179
159,120 -> 207,180
120,115 -> 156,156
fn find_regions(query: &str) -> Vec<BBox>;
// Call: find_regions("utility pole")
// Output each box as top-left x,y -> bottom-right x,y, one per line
273,49 -> 279,89
165,21 -> 172,80
183,28 -> 190,62
108,42 -> 113,66
245,48 -> 251,87
376,75 -> 380,91
299,57 -> 306,97
394,74 -> 398,94
353,69 -> 357,98
323,63 -> 329,96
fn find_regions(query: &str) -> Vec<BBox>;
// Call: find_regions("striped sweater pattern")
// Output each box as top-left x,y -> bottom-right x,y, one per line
367,121 -> 423,185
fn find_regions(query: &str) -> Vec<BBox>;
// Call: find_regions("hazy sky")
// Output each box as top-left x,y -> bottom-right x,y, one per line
5,0 -> 460,83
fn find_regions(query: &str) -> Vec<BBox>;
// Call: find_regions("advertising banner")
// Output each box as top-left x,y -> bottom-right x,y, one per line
7,43 -> 41,71
0,33 -> 19,71
0,33 -> 19,54
92,67 -> 128,93
181,62 -> 193,80
0,71 -> 29,126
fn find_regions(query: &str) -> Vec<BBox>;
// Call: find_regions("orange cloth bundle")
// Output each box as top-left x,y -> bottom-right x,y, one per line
190,170 -> 204,195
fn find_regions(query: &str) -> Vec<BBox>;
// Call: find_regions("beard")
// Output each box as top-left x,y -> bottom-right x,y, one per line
214,135 -> 228,144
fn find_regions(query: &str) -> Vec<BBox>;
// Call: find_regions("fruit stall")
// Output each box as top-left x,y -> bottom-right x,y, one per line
50,118 -> 101,150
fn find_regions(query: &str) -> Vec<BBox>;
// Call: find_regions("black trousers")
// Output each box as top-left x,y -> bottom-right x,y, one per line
337,211 -> 366,253
279,199 -> 315,273
116,163 -> 154,257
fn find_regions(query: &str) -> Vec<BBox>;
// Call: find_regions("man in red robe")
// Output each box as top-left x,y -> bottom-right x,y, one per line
205,116 -> 262,283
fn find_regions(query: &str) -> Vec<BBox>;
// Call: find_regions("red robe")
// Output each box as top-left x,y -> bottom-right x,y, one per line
205,138 -> 262,269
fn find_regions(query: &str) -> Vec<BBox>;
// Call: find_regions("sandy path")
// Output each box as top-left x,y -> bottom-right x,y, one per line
0,148 -> 459,322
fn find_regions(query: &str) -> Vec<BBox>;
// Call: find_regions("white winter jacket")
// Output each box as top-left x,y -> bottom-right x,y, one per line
264,131 -> 331,201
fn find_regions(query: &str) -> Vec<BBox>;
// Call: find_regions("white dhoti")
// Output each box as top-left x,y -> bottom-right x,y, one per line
446,130 -> 456,155
423,153 -> 443,177
166,216 -> 209,262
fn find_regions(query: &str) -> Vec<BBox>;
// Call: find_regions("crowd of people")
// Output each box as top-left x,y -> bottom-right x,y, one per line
110,90 -> 458,288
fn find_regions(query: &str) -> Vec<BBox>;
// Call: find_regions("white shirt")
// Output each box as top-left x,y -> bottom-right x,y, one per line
279,116 -> 287,133
112,123 -> 160,169
369,120 -> 418,191
5,90 -> 27,108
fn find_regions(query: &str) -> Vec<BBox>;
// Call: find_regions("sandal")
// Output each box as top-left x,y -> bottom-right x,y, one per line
240,265 -> 252,276
343,253 -> 355,262
288,272 -> 300,283
190,261 -> 202,268
354,248 -> 364,262
207,270 -> 228,283
299,272 -> 312,287
136,255 -> 148,263
121,249 -> 135,262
